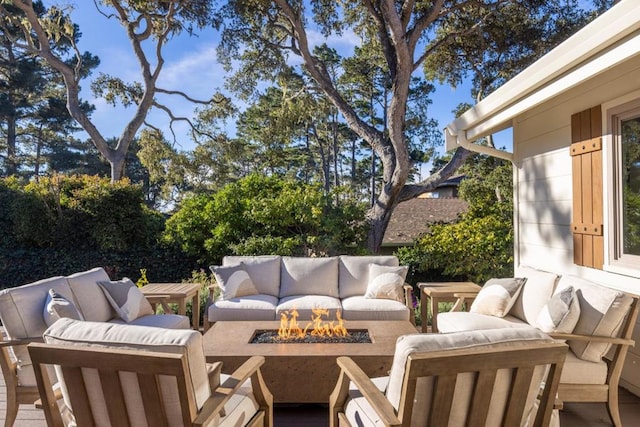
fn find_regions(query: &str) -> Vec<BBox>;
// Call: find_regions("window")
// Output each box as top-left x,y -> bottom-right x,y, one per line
612,103 -> 640,267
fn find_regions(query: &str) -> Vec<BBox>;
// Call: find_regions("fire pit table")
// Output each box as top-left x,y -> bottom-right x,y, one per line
202,320 -> 417,403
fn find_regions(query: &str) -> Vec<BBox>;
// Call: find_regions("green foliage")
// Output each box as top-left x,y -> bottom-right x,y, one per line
164,174 -> 368,263
397,157 -> 514,284
0,174 -> 194,288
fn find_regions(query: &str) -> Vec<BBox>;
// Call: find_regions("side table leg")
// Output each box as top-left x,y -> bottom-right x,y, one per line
420,289 -> 428,333
430,297 -> 440,333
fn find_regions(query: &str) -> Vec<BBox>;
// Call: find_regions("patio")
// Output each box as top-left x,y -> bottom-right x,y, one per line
2,368 -> 639,426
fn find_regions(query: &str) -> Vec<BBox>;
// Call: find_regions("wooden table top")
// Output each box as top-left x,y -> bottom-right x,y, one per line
140,282 -> 201,297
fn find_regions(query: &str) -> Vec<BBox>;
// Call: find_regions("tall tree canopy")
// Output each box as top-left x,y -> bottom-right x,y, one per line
216,0 -> 595,252
2,0 -> 221,181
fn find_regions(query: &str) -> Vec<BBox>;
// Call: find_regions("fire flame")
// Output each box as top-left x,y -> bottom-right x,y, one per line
278,308 -> 348,339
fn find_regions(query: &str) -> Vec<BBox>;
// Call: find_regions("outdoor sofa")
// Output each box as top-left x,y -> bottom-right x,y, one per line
0,267 -> 189,426
205,255 -> 414,330
435,266 -> 639,427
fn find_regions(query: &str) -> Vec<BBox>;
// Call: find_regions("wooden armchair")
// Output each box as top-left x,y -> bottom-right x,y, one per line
28,343 -> 272,427
330,328 -> 567,427
0,336 -> 41,427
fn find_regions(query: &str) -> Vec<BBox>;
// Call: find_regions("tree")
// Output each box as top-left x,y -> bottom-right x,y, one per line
163,174 -> 368,263
3,0 -> 220,181
216,0 -> 596,252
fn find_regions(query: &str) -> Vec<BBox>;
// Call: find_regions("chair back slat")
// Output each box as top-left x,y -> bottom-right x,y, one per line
98,370 -> 130,427
503,366 -> 536,426
467,370 -> 498,426
138,373 -> 170,427
429,374 -> 457,426
60,366 -> 95,427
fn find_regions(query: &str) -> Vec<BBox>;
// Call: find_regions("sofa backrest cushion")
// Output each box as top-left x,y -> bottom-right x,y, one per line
555,275 -> 634,362
510,266 -> 559,325
66,267 -> 113,322
44,318 -> 211,425
338,255 -> 399,299
386,328 -> 554,427
223,255 -> 281,297
280,256 -> 339,298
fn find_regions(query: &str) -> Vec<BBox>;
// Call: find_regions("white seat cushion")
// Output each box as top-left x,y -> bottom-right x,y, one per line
276,295 -> 342,321
208,294 -> 278,322
343,376 -> 390,427
217,374 -> 261,427
341,296 -> 410,321
436,311 -> 532,333
338,255 -> 399,299
111,313 -> 190,329
560,349 -> 608,385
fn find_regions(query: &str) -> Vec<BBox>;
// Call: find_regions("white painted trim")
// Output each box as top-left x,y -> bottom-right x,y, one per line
445,0 -> 640,152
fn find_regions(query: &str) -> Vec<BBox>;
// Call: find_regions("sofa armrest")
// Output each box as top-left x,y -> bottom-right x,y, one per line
403,284 -> 416,325
0,337 -> 44,348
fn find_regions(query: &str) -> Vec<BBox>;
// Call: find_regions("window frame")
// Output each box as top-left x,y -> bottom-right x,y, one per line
604,94 -> 640,276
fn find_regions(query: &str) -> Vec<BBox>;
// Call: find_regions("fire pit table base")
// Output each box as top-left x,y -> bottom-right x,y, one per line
202,320 -> 417,404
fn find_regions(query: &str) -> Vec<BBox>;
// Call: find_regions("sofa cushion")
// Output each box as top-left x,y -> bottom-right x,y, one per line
217,374 -> 260,427
338,256 -> 399,299
280,257 -> 339,298
510,266 -> 559,325
276,295 -> 342,321
470,277 -> 527,317
364,264 -> 408,301
343,376 -> 390,427
385,328 -> 554,427
66,267 -> 113,322
43,318 -> 211,425
208,294 -> 278,322
437,312 -> 532,334
560,349 -> 608,385
0,276 -> 73,386
211,263 -> 259,300
555,275 -> 633,363
223,255 -> 281,297
111,313 -> 191,329
536,285 -> 581,334
341,296 -> 410,321
98,278 -> 155,322
43,289 -> 85,327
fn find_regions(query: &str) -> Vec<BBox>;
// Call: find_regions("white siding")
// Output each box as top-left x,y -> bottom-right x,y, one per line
513,52 -> 640,394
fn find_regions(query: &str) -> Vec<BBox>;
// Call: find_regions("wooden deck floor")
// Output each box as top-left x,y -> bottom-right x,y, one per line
2,371 -> 639,426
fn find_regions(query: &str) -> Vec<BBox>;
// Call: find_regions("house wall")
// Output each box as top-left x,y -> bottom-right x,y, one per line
513,52 -> 640,394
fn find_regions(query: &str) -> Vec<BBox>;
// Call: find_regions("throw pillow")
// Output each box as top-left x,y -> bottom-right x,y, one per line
210,263 -> 259,300
470,277 -> 527,317
43,289 -> 85,327
364,264 -> 409,301
98,278 -> 155,322
536,286 -> 581,333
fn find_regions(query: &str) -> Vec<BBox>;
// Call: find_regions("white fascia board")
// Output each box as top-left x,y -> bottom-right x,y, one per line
445,0 -> 640,149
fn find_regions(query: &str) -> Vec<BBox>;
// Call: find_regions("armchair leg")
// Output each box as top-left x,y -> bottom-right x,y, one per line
4,389 -> 18,427
606,387 -> 622,427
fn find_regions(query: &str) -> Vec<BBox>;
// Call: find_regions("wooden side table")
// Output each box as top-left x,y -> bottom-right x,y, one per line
140,283 -> 201,330
418,282 -> 481,333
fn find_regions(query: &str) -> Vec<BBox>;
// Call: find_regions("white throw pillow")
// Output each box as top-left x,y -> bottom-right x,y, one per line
98,278 -> 155,322
43,289 -> 85,326
470,277 -> 527,317
364,264 -> 408,301
536,285 -> 581,333
211,263 -> 259,300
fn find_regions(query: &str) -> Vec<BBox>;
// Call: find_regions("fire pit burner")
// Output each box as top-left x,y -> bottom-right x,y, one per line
251,329 -> 372,344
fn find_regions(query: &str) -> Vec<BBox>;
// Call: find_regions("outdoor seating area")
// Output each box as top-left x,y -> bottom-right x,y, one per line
0,256 -> 638,426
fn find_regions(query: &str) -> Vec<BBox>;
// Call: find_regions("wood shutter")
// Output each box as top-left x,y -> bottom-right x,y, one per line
571,105 -> 603,269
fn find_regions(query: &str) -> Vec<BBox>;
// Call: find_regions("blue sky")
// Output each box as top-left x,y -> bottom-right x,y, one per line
68,3 -> 485,175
